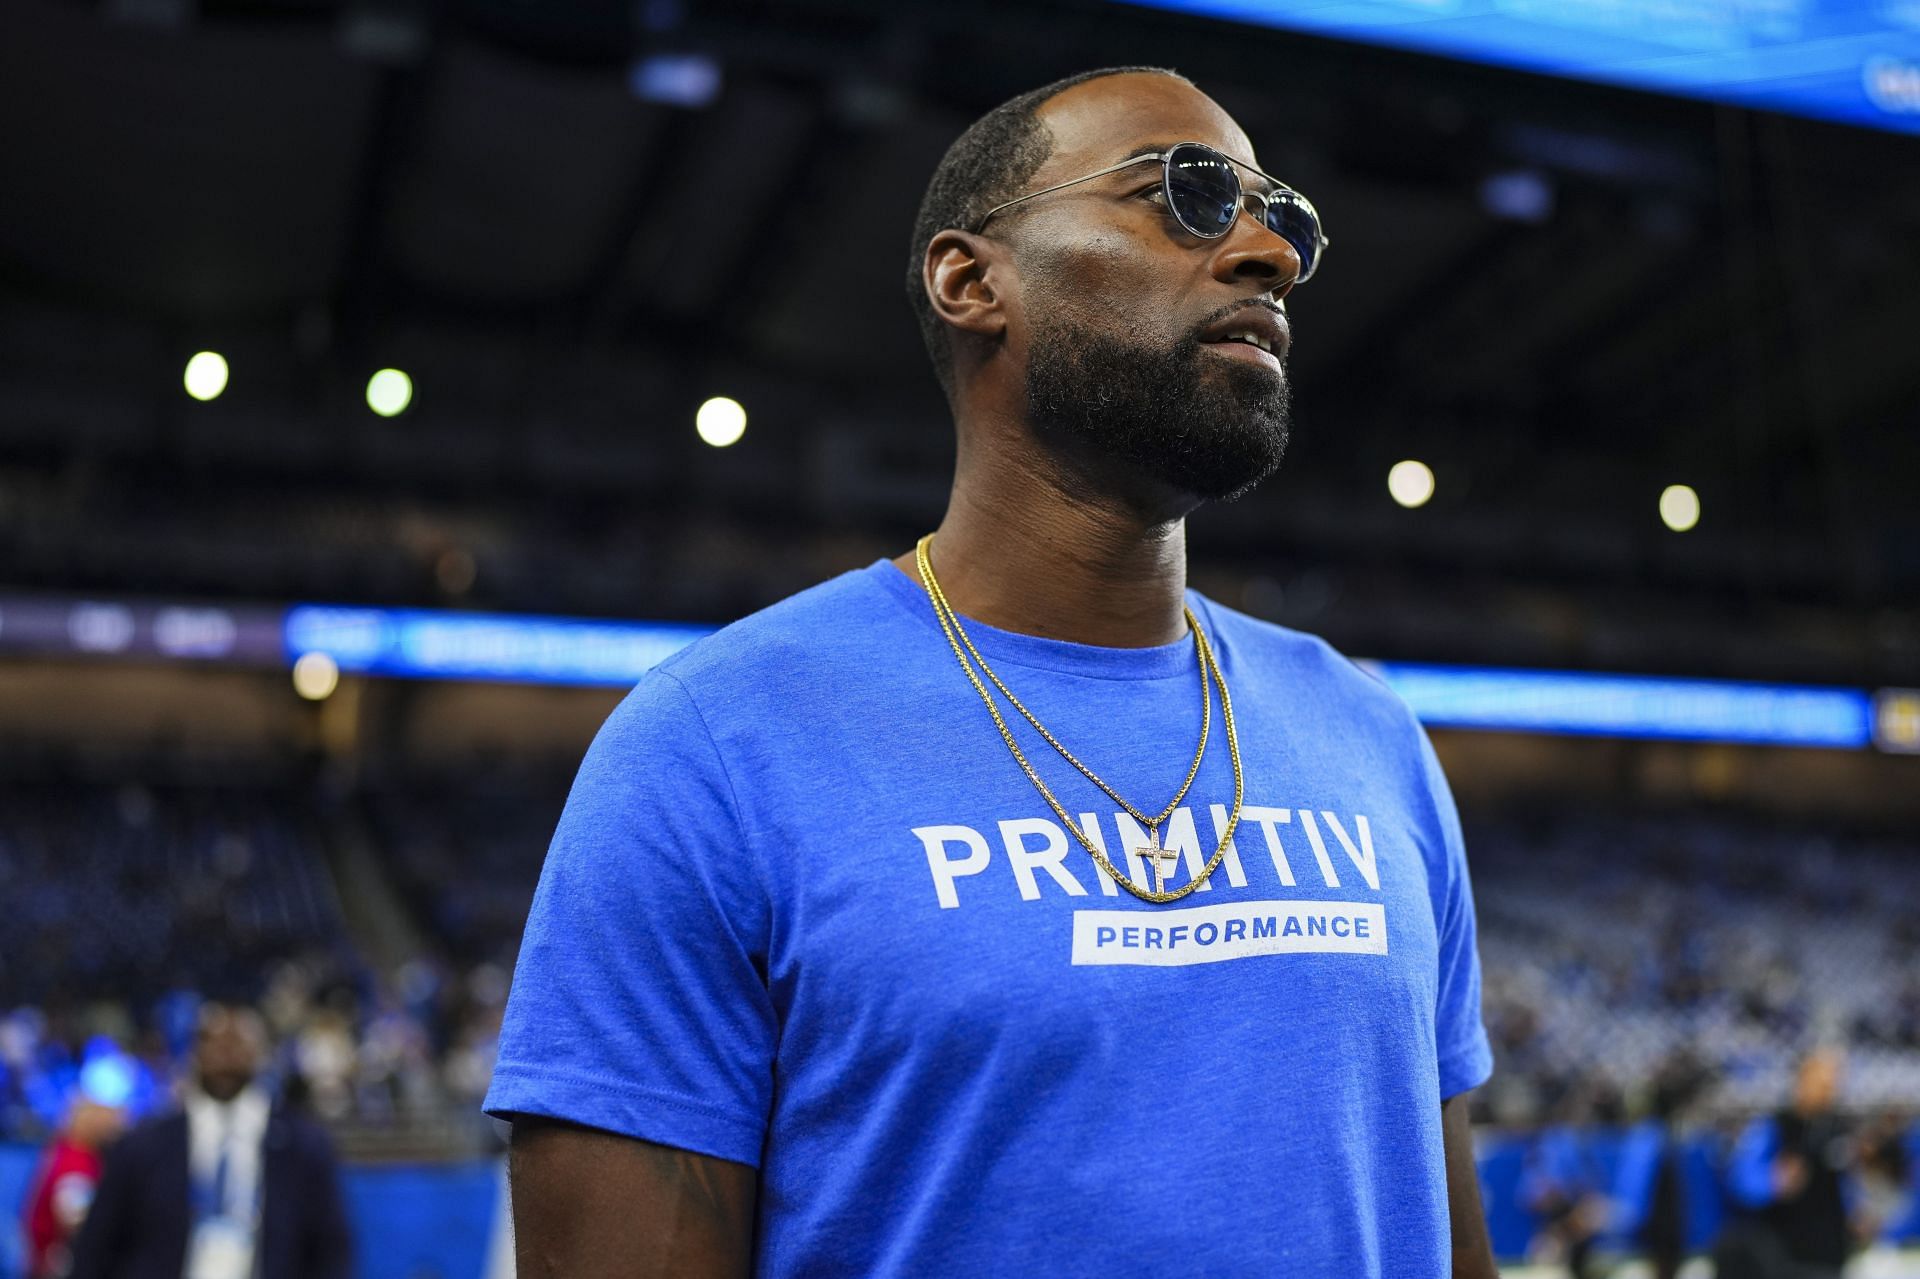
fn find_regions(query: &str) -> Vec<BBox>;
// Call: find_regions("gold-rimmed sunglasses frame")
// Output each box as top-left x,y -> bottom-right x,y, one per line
969,142 -> 1328,282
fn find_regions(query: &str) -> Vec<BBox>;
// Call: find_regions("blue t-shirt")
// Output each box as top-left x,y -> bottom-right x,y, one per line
485,560 -> 1494,1277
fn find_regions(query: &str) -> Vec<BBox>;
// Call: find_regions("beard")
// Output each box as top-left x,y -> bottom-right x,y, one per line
1023,311 -> 1291,502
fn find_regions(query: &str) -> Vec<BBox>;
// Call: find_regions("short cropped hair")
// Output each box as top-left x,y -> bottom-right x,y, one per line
904,66 -> 1191,400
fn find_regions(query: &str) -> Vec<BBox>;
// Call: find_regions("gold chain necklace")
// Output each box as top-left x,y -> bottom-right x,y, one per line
929,551 -> 1212,832
915,533 -> 1244,904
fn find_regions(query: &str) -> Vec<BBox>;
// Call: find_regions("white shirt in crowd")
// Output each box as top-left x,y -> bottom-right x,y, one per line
182,1083 -> 271,1279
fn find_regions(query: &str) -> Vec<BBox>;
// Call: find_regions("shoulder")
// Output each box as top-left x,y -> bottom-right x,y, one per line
268,1108 -> 341,1164
560,565 -> 910,820
112,1110 -> 188,1163
1192,595 -> 1423,737
1195,596 -> 1456,840
41,1140 -> 99,1183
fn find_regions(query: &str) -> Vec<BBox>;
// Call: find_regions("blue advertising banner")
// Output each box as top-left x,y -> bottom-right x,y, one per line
282,603 -> 1877,749
284,604 -> 710,687
1366,660 -> 1875,747
1116,0 -> 1920,134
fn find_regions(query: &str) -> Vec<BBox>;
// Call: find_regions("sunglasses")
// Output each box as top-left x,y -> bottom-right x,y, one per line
972,141 -> 1328,284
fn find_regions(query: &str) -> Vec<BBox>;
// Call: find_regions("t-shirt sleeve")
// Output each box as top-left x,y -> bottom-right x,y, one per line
483,670 -> 775,1167
1415,725 -> 1495,1100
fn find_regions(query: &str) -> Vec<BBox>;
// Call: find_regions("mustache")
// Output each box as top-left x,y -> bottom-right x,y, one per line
1203,300 -> 1284,324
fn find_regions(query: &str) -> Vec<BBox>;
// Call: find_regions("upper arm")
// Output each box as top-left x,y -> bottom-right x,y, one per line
1608,1127 -> 1661,1236
1442,1093 -> 1498,1279
509,1115 -> 757,1279
1727,1117 -> 1781,1207
303,1129 -> 353,1277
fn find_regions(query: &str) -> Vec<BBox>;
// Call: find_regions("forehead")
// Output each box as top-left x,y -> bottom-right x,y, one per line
1030,73 -> 1258,185
199,1014 -> 260,1047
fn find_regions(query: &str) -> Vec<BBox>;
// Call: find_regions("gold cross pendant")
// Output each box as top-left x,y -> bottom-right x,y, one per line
1136,832 -> 1180,895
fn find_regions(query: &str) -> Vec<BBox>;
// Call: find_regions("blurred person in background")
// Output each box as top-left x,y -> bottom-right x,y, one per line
20,1059 -> 131,1278
1520,1087 -> 1607,1278
1851,1110 -> 1915,1252
1716,1047 -> 1851,1279
68,1004 -> 350,1279
493,64 -> 1495,1279
1608,1059 -> 1703,1279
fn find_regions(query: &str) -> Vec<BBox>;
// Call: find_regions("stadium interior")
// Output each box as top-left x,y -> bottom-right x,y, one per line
1,0 -> 1917,1275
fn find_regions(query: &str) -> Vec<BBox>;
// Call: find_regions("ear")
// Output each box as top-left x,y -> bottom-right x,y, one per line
923,230 -> 1009,342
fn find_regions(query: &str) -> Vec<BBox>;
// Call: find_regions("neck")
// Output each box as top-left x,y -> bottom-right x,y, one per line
898,434 -> 1194,648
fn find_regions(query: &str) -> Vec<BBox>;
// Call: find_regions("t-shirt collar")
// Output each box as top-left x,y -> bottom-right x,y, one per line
869,558 -> 1206,682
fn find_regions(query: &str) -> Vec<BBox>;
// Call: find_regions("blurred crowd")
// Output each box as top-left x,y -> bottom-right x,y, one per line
0,769 -> 521,1149
1506,1047 -> 1916,1277
1466,808 -> 1920,1273
15,1003 -> 352,1278
1473,808 -> 1920,1126
0,780 -> 345,1011
1,954 -> 507,1148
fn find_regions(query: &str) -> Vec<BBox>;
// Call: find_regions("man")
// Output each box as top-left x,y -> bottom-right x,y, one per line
1719,1048 -> 1853,1279
1611,1063 -> 1702,1279
21,1059 -> 130,1278
489,66 -> 1496,1277
69,1005 -> 351,1279
1520,1092 -> 1606,1279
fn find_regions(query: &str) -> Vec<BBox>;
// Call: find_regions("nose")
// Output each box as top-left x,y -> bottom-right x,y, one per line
1211,203 -> 1299,299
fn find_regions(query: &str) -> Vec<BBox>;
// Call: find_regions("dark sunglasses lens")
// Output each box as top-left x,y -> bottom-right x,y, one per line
1164,145 -> 1240,237
1265,191 -> 1323,281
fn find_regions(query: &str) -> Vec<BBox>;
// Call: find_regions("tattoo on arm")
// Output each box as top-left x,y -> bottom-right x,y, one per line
627,1135 -> 758,1242
509,1116 -> 758,1279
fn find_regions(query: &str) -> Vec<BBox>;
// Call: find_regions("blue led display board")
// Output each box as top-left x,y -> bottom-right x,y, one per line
282,603 -> 1878,749
284,605 -> 712,687
1116,0 -> 1920,135
1366,661 -> 1874,748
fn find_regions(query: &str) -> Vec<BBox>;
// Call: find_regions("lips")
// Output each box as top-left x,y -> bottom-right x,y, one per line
1198,305 -> 1289,373
1203,339 -> 1283,370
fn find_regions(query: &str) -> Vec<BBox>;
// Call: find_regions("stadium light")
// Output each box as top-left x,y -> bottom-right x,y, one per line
183,351 -> 229,402
1660,484 -> 1700,532
367,368 -> 413,417
77,1052 -> 137,1107
292,651 -> 340,701
697,396 -> 747,447
1387,459 -> 1435,508
630,53 -> 722,108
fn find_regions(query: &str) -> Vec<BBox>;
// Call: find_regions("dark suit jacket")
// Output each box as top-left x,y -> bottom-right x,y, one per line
68,1104 -> 352,1279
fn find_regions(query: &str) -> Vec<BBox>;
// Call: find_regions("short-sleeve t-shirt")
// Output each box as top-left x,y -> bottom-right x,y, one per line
485,560 -> 1493,1277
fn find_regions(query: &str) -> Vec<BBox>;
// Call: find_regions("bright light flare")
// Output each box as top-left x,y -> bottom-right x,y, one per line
1387,459 -> 1435,508
696,396 -> 747,447
1660,484 -> 1700,532
183,352 -> 229,402
367,368 -> 413,417
292,652 -> 340,701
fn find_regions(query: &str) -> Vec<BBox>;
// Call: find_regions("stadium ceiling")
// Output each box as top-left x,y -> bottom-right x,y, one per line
0,0 -> 1916,687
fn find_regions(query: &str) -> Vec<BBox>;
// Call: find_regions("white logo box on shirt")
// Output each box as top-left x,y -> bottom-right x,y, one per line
1070,900 -> 1388,966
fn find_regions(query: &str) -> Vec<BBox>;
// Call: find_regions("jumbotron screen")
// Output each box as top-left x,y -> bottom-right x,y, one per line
1116,0 -> 1920,134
